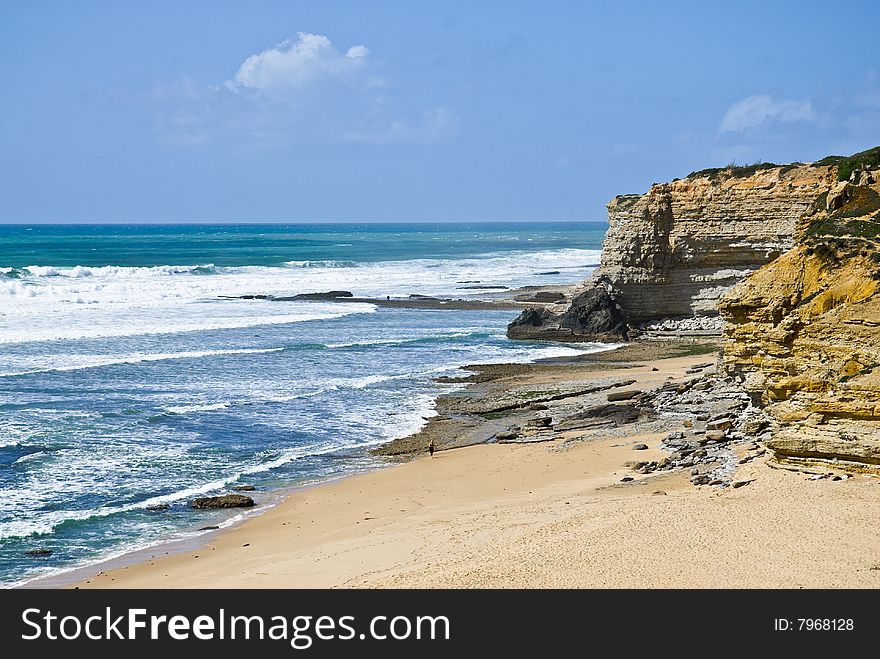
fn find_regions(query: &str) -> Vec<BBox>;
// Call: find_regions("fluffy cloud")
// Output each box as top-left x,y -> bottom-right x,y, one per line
151,33 -> 453,148
226,32 -> 369,93
719,95 -> 814,133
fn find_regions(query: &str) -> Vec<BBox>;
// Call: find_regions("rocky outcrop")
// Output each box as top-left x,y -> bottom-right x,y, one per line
191,494 -> 255,509
720,155 -> 880,471
508,162 -> 833,341
289,291 -> 353,300
505,146 -> 880,470
600,166 -> 829,321
507,287 -> 629,341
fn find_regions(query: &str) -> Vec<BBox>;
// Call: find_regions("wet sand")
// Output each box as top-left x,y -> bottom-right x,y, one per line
72,346 -> 880,588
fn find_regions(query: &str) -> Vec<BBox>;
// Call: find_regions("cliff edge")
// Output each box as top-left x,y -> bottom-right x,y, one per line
719,149 -> 880,471
508,160 -> 833,340
509,146 -> 880,472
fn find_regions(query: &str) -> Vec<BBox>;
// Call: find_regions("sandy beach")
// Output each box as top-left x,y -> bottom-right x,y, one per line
72,348 -> 880,589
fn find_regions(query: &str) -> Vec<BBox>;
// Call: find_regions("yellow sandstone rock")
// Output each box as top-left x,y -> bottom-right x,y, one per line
719,158 -> 880,471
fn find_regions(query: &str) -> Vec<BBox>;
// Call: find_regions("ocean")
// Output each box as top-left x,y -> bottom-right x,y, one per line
0,222 -> 606,586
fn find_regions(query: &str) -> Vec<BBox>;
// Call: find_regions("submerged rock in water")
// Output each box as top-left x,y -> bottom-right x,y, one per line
231,485 -> 256,492
290,291 -> 353,300
25,549 -> 53,557
191,494 -> 255,509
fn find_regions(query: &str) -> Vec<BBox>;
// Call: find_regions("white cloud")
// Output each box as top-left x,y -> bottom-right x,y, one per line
226,32 -> 369,93
345,45 -> 369,59
149,34 -> 453,149
342,107 -> 456,145
719,95 -> 814,133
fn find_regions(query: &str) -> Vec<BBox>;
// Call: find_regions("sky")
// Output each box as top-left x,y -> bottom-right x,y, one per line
1,0 -> 879,223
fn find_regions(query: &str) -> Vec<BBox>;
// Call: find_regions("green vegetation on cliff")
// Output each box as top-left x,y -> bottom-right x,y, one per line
686,145 -> 880,182
804,186 -> 880,240
686,161 -> 788,180
815,146 -> 880,182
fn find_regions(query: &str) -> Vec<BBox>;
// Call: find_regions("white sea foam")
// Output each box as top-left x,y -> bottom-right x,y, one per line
0,303 -> 375,345
0,248 -> 599,345
0,348 -> 285,377
0,433 -> 399,541
164,402 -> 232,414
13,452 -> 44,464
324,331 -> 478,349
0,245 -> 608,581
22,264 -> 216,278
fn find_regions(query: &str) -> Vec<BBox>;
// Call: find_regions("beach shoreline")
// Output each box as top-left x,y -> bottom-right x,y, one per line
22,336 -> 618,589
7,276 -> 600,589
19,469 -> 376,589
60,337 -> 880,589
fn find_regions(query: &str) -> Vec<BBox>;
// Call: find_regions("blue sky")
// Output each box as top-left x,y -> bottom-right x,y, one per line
1,0 -> 878,223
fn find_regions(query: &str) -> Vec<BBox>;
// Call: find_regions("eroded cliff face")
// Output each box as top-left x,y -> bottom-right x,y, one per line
508,163 -> 832,341
602,166 -> 831,321
719,168 -> 880,471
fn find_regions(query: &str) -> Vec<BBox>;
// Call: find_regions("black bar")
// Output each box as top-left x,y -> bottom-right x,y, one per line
0,589 -> 873,656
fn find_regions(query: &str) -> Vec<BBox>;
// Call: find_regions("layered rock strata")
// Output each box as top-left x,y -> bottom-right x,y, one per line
720,161 -> 880,471
508,163 -> 833,340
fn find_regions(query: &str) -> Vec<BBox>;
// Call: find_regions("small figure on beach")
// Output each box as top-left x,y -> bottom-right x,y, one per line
428,440 -> 435,457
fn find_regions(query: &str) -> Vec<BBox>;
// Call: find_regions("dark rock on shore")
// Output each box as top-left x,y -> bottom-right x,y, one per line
506,287 -> 629,342
554,402 -> 645,432
607,389 -> 642,402
519,291 -> 566,303
372,338 -> 771,493
505,306 -> 558,338
191,494 -> 255,509
562,288 -> 630,339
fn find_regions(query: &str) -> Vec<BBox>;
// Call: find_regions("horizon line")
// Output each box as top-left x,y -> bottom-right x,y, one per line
0,218 -> 609,226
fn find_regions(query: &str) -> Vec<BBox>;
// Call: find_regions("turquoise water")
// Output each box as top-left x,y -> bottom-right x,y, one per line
0,222 -> 606,268
0,222 -> 606,586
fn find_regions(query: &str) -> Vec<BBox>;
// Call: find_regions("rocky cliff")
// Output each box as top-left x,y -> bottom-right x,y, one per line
508,162 -> 832,340
719,152 -> 880,472
509,145 -> 880,472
